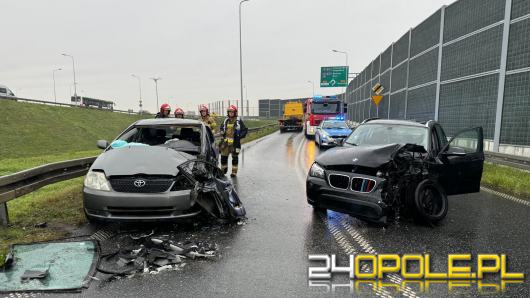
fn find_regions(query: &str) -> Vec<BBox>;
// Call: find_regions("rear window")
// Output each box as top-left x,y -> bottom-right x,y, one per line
0,88 -> 7,94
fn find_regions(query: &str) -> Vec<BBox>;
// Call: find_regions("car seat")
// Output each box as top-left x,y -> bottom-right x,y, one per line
154,129 -> 167,145
180,128 -> 201,145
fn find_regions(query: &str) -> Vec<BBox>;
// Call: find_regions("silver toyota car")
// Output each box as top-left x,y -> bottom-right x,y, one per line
83,118 -> 218,222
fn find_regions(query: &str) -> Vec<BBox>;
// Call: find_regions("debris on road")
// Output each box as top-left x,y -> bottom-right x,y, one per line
33,222 -> 47,228
97,234 -> 219,280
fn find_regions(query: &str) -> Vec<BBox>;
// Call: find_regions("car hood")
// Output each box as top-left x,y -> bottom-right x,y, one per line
322,128 -> 352,137
315,143 -> 402,168
91,146 -> 194,176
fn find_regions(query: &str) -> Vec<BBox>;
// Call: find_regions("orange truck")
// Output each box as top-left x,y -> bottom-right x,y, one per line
278,101 -> 304,133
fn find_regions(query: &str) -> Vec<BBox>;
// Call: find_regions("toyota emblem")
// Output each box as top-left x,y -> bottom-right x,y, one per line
134,179 -> 146,188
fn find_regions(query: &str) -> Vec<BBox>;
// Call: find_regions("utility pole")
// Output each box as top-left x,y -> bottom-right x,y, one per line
150,77 -> 161,109
239,0 -> 251,117
52,68 -> 62,103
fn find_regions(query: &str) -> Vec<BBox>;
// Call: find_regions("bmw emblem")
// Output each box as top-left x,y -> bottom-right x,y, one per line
352,158 -> 359,163
134,179 -> 146,188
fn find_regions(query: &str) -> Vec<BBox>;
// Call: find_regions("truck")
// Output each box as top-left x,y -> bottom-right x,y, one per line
303,95 -> 346,139
278,101 -> 304,133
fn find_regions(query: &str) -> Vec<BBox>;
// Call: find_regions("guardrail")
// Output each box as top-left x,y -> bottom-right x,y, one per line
485,151 -> 530,172
0,123 -> 277,226
0,95 -> 149,115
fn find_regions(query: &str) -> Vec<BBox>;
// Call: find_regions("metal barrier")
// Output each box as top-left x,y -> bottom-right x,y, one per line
0,95 -> 149,115
485,151 -> 530,172
0,124 -> 277,226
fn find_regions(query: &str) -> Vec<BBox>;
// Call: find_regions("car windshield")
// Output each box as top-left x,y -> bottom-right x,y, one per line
344,123 -> 428,148
311,102 -> 340,114
115,125 -> 202,153
322,121 -> 349,129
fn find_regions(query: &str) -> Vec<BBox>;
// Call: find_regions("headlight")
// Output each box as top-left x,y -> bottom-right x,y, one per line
84,170 -> 111,191
309,163 -> 326,179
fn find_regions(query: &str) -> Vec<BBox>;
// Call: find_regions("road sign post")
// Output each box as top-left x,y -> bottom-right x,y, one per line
320,66 -> 349,88
0,203 -> 9,226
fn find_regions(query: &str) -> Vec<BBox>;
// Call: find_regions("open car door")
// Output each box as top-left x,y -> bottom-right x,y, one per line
438,127 -> 484,195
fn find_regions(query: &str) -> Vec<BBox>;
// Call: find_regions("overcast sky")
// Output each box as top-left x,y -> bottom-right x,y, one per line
0,0 -> 452,113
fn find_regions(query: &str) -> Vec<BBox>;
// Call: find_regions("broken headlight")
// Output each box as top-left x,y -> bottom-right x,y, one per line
84,170 -> 111,191
309,163 -> 325,179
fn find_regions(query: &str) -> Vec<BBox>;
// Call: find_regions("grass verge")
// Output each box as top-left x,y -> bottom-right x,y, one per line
0,178 -> 86,267
0,150 -> 101,176
481,162 -> 530,199
242,125 -> 278,144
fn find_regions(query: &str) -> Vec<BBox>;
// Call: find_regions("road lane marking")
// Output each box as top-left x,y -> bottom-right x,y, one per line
318,213 -> 394,298
480,186 -> 530,207
339,218 -> 419,298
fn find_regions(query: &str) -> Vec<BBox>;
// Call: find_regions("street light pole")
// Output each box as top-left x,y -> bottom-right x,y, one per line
307,80 -> 315,97
61,53 -> 77,103
332,49 -> 349,101
132,74 -> 142,113
239,0 -> 250,118
52,68 -> 62,103
150,77 -> 161,109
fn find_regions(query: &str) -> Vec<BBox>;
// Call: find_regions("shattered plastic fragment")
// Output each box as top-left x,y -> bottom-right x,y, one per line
130,230 -> 155,240
33,222 -> 47,228
153,258 -> 169,267
20,270 -> 48,281
156,265 -> 173,272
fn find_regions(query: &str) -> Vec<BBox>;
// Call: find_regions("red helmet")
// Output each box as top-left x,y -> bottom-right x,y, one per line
160,103 -> 171,113
199,104 -> 209,114
227,105 -> 238,115
174,107 -> 184,116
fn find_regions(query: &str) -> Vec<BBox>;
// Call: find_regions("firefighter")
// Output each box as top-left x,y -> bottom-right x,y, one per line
199,104 -> 217,133
155,103 -> 171,118
219,105 -> 248,177
174,107 -> 185,118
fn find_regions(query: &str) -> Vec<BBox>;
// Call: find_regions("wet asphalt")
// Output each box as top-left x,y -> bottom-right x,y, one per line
58,132 -> 528,297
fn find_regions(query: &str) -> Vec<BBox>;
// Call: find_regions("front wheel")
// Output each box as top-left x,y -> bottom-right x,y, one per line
414,180 -> 448,223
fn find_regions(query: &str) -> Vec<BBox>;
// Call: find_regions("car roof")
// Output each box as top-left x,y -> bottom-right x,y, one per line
363,119 -> 428,128
134,118 -> 202,126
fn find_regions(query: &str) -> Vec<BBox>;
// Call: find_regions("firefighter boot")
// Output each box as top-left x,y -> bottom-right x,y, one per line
230,152 -> 239,177
221,155 -> 229,174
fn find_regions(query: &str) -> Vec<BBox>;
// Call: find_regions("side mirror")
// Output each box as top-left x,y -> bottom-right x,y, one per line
97,140 -> 109,149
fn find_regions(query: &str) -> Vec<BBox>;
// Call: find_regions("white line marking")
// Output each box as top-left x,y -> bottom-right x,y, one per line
481,186 -> 530,207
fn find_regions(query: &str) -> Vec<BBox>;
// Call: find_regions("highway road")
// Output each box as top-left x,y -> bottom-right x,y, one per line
76,131 -> 529,297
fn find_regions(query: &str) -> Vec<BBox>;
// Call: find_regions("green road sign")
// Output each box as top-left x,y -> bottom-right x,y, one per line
320,66 -> 349,88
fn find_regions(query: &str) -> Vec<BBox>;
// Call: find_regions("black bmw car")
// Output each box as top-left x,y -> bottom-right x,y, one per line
306,119 -> 485,224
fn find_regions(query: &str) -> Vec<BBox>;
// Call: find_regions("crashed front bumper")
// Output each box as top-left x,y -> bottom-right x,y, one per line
306,173 -> 388,223
83,187 -> 201,222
